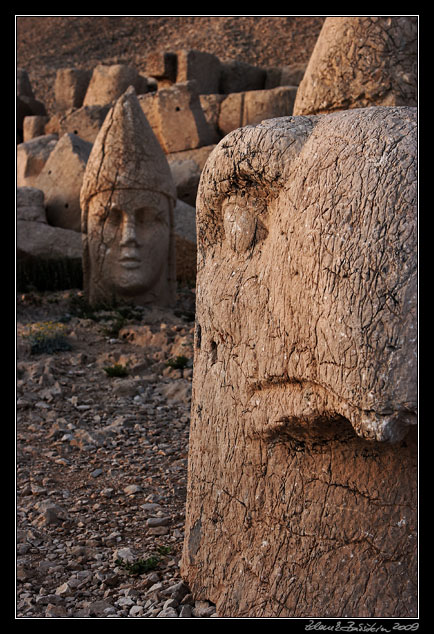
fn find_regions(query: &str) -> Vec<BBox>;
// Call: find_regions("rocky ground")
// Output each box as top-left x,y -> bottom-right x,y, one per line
15,285 -> 218,618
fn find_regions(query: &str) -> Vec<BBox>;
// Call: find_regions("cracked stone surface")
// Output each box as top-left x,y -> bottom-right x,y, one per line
181,107 -> 417,618
293,16 -> 417,116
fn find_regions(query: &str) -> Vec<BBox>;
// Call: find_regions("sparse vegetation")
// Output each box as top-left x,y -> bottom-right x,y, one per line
22,320 -> 72,355
115,546 -> 172,576
166,355 -> 189,375
103,363 -> 129,377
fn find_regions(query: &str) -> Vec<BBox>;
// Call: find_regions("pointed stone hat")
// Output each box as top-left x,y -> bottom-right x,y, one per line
80,85 -> 176,222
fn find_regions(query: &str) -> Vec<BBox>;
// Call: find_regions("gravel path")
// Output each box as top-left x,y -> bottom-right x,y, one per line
16,287 -> 217,618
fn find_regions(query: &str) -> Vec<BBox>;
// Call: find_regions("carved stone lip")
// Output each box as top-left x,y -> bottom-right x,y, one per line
120,251 -> 142,268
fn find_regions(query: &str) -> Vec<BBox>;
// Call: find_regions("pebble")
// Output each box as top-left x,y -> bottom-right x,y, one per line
16,288 -> 219,619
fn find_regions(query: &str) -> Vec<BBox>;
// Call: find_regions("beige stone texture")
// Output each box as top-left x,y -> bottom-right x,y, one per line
146,51 -> 177,83
181,107 -> 417,617
22,115 -> 49,141
218,87 -> 298,137
17,186 -> 46,223
173,199 -> 197,285
219,59 -> 266,93
293,16 -> 418,116
54,68 -> 92,112
199,94 -> 226,140
167,145 -> 217,207
58,105 -> 110,144
176,49 -> 221,95
138,81 -> 215,153
218,92 -> 244,137
83,64 -> 148,107
242,86 -> 298,127
265,63 -> 307,89
17,219 -> 83,261
80,87 -> 177,307
17,134 -> 58,189
34,133 -> 92,232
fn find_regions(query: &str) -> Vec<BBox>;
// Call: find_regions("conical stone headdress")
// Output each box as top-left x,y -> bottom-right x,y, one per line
80,85 -> 176,225
80,86 -> 177,306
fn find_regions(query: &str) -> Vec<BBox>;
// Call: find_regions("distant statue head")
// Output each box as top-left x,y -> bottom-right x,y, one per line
80,86 -> 177,306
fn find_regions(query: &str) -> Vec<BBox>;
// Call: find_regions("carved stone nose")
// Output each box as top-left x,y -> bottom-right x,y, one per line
120,214 -> 138,246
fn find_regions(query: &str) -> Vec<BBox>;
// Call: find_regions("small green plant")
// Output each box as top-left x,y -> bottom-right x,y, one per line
103,363 -> 129,378
68,292 -> 98,320
166,355 -> 189,376
115,546 -> 172,576
101,314 -> 126,338
115,556 -> 160,575
22,321 -> 72,355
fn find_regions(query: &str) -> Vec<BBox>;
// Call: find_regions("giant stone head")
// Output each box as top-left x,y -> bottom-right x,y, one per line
80,87 -> 177,306
181,106 -> 417,618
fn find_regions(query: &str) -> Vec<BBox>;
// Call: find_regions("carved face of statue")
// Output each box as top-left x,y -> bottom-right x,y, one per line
86,188 -> 171,302
195,108 -> 417,443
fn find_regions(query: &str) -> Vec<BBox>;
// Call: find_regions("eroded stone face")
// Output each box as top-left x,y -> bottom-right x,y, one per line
86,188 -> 171,303
195,107 -> 417,444
80,87 -> 177,306
181,107 -> 417,618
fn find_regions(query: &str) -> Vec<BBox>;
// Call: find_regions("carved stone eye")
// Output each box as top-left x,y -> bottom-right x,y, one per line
223,197 -> 268,253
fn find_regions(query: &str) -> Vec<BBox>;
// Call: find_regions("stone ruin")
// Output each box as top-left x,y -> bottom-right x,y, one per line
180,106 -> 417,617
80,87 -> 177,307
16,50 -> 304,293
17,18 -> 418,296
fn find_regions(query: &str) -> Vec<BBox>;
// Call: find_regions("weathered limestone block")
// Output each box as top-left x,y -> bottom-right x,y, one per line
22,115 -> 49,141
35,133 -> 92,232
80,87 -> 177,307
17,219 -> 83,261
176,49 -> 221,95
293,16 -> 418,116
218,92 -> 244,137
173,199 -> 197,285
280,63 -> 307,86
199,94 -> 226,141
54,68 -> 92,112
146,51 -> 177,86
168,145 -> 216,207
17,96 -> 47,138
17,134 -> 58,188
17,185 -> 83,291
265,63 -> 306,89
181,107 -> 417,618
17,186 -> 46,223
138,81 -> 215,154
83,64 -> 148,107
58,105 -> 110,144
219,59 -> 266,94
243,86 -> 298,127
218,87 -> 298,137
